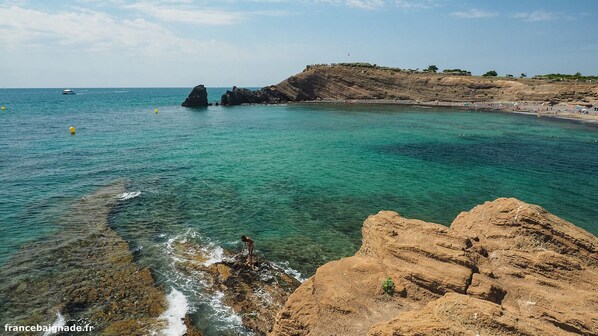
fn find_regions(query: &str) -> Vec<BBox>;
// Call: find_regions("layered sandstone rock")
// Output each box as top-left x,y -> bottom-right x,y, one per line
271,198 -> 597,336
220,64 -> 598,106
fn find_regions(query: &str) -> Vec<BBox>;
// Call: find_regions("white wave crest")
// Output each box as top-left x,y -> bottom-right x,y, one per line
273,261 -> 307,283
159,288 -> 189,336
42,312 -> 66,336
161,229 -> 248,334
117,191 -> 141,201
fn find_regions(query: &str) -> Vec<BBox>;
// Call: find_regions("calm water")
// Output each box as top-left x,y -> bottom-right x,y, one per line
1,88 -> 598,334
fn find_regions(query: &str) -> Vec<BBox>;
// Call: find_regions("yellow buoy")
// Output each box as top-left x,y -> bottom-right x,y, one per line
1,106 -> 6,110
154,108 -> 159,114
69,126 -> 76,135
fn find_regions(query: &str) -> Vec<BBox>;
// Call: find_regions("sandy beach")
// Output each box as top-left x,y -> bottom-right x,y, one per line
298,99 -> 598,124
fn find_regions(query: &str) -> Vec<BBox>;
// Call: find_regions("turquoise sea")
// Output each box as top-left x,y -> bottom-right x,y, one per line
1,88 -> 598,334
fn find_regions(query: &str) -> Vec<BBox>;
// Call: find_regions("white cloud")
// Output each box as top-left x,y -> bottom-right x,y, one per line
450,9 -> 498,19
394,0 -> 440,10
315,0 -> 445,10
315,0 -> 384,9
513,10 -> 558,22
346,0 -> 385,9
125,2 -> 246,25
0,5 -> 245,56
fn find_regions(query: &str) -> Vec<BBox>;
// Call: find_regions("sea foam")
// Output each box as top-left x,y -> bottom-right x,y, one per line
42,312 -> 66,336
159,288 -> 189,336
273,261 -> 307,283
116,191 -> 141,201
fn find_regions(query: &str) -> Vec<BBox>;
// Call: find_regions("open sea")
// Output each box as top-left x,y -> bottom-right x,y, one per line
1,88 -> 598,334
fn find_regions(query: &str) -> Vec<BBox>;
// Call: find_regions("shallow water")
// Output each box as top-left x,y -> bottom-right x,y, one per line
1,88 -> 597,334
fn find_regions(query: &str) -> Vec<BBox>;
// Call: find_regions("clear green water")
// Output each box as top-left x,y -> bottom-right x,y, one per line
1,88 -> 597,334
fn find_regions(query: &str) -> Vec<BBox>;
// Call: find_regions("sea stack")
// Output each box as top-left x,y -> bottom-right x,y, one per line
181,84 -> 209,107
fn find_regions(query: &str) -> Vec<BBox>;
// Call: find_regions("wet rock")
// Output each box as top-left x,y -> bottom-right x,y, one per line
171,241 -> 300,335
182,84 -> 209,107
271,198 -> 598,336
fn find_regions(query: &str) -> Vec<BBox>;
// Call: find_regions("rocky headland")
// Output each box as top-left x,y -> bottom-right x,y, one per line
219,64 -> 598,106
270,198 -> 597,336
213,63 -> 598,122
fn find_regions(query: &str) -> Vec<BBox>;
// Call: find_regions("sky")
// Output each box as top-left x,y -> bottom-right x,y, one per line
1,0 -> 597,88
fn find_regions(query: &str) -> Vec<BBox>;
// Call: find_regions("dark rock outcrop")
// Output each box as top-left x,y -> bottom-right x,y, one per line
170,241 -> 300,335
220,86 -> 290,106
271,198 -> 598,336
182,84 -> 209,107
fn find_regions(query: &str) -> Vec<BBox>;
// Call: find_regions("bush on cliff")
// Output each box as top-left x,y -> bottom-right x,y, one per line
382,277 -> 395,295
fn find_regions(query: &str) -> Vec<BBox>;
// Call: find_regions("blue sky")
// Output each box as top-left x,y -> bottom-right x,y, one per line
1,0 -> 597,87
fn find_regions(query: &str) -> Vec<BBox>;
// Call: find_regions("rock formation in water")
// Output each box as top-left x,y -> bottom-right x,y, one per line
270,198 -> 598,336
218,64 -> 598,106
170,240 -> 301,335
182,84 -> 209,107
220,86 -> 289,106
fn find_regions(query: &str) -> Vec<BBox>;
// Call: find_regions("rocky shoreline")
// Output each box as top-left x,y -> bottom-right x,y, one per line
1,184 -> 596,335
270,198 -> 598,335
183,63 -> 598,124
0,182 -> 176,336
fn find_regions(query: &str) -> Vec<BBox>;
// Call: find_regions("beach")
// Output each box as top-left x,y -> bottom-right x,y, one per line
299,99 -> 598,124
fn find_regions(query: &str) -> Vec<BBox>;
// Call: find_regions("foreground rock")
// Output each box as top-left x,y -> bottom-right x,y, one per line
219,64 -> 598,106
271,198 -> 597,336
182,84 -> 209,107
171,241 -> 301,335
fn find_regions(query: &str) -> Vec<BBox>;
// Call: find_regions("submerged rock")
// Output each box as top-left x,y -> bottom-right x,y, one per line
271,198 -> 598,336
170,241 -> 300,335
182,84 -> 209,107
0,183 -> 166,335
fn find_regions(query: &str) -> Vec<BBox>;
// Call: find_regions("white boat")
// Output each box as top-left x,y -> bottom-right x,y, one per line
62,89 -> 75,95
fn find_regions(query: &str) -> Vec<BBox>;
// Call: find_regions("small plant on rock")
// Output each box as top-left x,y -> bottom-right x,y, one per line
382,277 -> 395,295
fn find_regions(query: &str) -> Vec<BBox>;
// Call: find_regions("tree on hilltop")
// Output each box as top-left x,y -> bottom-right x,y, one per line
520,73 -> 527,78
425,65 -> 438,73
483,70 -> 498,77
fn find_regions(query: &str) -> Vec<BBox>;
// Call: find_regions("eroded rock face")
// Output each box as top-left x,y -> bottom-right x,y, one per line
171,241 -> 301,335
217,65 -> 598,106
182,84 -> 209,107
270,198 -> 598,336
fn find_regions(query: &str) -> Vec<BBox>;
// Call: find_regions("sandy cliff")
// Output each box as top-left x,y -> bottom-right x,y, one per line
270,198 -> 597,336
220,64 -> 598,106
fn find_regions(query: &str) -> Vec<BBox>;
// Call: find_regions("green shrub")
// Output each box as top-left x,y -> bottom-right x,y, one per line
382,277 -> 395,295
